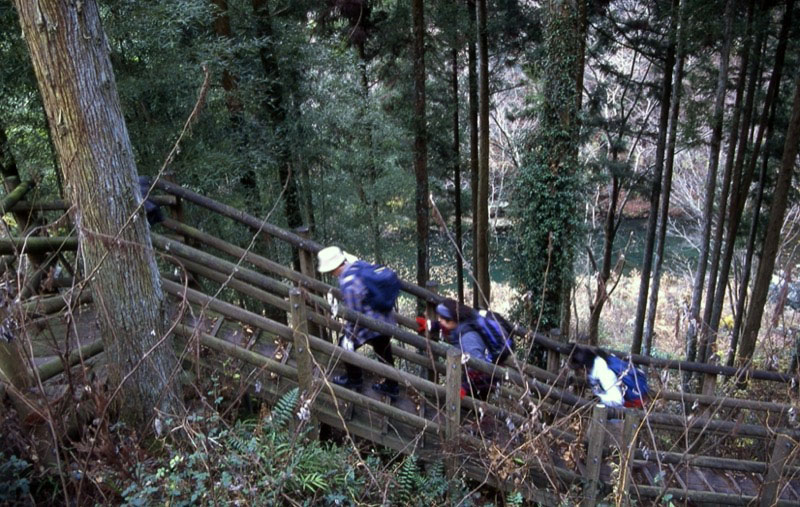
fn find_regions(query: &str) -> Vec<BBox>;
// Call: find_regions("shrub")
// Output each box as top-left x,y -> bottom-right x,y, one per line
119,389 -> 469,505
0,453 -> 30,503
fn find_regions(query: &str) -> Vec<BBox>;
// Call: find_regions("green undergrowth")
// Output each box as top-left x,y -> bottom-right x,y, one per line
0,370 -> 525,506
118,388 -> 479,506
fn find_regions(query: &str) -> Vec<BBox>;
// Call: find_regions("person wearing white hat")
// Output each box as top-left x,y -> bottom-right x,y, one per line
318,246 -> 400,397
316,246 -> 358,277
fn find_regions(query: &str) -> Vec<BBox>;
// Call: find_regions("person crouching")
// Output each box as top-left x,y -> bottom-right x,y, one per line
435,299 -> 497,400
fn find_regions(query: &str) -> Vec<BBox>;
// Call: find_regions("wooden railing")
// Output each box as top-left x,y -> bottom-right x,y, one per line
3,178 -> 800,505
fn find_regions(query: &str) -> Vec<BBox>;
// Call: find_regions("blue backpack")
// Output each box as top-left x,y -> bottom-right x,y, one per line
351,261 -> 401,313
138,176 -> 164,225
473,311 -> 514,364
605,355 -> 649,403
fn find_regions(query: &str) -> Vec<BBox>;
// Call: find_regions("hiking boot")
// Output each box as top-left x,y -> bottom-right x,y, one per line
372,381 -> 400,398
332,375 -> 363,389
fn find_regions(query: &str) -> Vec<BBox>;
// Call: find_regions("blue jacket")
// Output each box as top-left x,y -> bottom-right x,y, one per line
339,262 -> 396,346
450,322 -> 489,362
449,320 -> 494,396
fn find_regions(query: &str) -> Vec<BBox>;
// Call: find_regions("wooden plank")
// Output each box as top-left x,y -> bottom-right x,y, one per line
290,289 -> 318,439
423,280 -> 439,383
779,482 -> 797,502
294,226 -> 323,342
761,433 -> 792,507
693,466 -> 715,492
783,478 -> 800,500
583,404 -> 607,507
445,347 -> 462,478
641,464 -> 656,487
617,410 -> 640,506
278,343 -> 292,365
417,401 -> 427,449
668,463 -> 687,490
209,316 -> 225,338
633,484 -> 797,506
245,328 -> 261,350
723,470 -> 743,496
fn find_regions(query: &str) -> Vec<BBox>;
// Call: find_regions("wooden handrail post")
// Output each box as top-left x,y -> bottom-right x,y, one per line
424,280 -> 439,381
0,340 -> 30,393
294,226 -> 323,341
701,372 -> 717,398
583,403 -> 608,507
699,367 -> 718,450
445,347 -> 462,478
617,409 -> 640,506
294,226 -> 315,281
290,288 -> 319,439
547,328 -> 562,374
761,433 -> 792,507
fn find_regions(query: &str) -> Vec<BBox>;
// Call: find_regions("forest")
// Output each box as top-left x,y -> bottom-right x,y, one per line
1,0 -> 800,504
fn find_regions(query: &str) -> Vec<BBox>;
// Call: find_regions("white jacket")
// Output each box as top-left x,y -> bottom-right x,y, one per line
588,356 -> 624,406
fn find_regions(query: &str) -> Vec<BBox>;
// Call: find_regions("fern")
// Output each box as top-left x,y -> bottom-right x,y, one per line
0,453 -> 30,502
419,461 -> 448,502
271,387 -> 299,429
226,426 -> 251,455
298,471 -> 328,492
506,491 -> 524,506
393,454 -> 418,505
425,460 -> 444,480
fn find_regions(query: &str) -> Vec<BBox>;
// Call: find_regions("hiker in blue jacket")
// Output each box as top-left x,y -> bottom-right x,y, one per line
318,246 -> 400,397
435,299 -> 502,400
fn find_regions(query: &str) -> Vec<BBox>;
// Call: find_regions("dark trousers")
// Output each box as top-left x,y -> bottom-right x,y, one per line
345,335 -> 397,387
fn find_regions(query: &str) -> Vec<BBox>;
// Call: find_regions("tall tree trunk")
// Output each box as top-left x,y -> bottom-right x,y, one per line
697,1 -> 754,364
210,0 -> 243,121
739,75 -> 800,370
475,0 -> 490,308
412,0 -> 429,291
728,0 -> 793,367
252,0 -> 303,269
515,0 -> 582,333
560,0 -> 588,337
357,44 -> 383,263
451,46 -> 465,304
728,0 -> 793,366
14,0 -> 182,427
686,0 -> 733,366
702,1 -> 766,364
468,0 -> 479,308
588,165 -> 620,345
732,0 -> 795,366
630,0 -> 678,355
587,48 -> 652,346
300,159 -> 316,236
643,0 -> 686,356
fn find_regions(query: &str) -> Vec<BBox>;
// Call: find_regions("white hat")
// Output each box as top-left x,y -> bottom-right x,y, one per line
317,246 -> 357,273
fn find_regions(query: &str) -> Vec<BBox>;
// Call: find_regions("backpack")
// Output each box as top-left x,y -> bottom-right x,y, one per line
350,261 -> 401,313
138,176 -> 164,225
473,310 -> 514,364
604,355 -> 649,403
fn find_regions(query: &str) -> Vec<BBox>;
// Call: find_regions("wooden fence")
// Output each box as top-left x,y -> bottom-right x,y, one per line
2,178 -> 799,505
